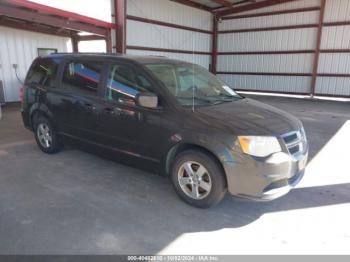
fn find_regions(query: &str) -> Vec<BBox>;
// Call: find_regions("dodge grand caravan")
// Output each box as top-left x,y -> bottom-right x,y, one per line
21,54 -> 308,208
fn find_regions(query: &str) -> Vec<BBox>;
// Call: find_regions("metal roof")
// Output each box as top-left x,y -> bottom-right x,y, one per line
170,0 -> 295,16
191,0 -> 255,9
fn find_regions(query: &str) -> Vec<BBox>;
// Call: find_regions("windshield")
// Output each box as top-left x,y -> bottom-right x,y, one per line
145,63 -> 241,106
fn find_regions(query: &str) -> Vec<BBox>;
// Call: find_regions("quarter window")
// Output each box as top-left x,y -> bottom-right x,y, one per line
25,58 -> 60,88
105,64 -> 153,103
62,61 -> 103,96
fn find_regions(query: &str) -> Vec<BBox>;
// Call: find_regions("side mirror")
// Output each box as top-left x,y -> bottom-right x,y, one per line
136,93 -> 158,109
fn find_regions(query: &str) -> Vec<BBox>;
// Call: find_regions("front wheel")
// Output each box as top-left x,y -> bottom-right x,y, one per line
171,150 -> 227,208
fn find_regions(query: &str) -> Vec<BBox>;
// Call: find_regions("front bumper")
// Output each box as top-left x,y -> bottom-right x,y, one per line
224,149 -> 308,201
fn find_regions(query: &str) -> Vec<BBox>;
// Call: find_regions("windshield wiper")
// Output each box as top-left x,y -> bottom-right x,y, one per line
206,93 -> 236,99
177,96 -> 214,104
178,96 -> 237,106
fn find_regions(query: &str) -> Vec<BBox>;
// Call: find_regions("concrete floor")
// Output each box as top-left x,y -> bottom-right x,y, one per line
0,95 -> 349,255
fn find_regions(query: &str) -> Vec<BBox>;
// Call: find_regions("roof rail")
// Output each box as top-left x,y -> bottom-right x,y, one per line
51,52 -> 118,55
148,55 -> 167,58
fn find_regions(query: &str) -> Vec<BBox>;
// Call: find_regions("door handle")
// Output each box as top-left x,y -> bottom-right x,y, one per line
84,102 -> 96,110
103,107 -> 122,115
103,107 -> 115,114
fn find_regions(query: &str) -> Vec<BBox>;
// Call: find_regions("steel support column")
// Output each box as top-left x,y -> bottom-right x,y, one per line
106,30 -> 112,53
310,0 -> 326,97
71,35 -> 79,52
211,15 -> 218,74
115,0 -> 126,54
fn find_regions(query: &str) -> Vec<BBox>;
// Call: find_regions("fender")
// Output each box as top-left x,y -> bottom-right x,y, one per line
162,130 -> 236,176
29,102 -> 55,128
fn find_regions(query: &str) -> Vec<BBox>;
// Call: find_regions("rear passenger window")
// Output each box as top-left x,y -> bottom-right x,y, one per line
62,61 -> 103,96
25,58 -> 59,88
106,64 -> 153,102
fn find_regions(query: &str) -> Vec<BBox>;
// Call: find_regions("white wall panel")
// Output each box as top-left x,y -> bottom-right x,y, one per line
218,28 -> 317,52
220,11 -> 319,31
126,49 -> 211,69
229,0 -> 320,16
127,0 -> 212,31
324,0 -> 350,23
315,77 -> 350,96
318,53 -> 350,74
127,20 -> 211,52
78,40 -> 107,53
217,54 -> 313,73
0,26 -> 70,102
321,25 -> 350,49
315,1 -> 350,97
217,1 -> 320,95
218,74 -> 311,93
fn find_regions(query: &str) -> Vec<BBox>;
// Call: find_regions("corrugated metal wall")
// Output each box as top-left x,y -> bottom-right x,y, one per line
217,0 -> 320,94
316,0 -> 350,96
126,0 -> 212,69
217,0 -> 350,97
3,0 -> 349,100
0,26 -> 71,102
126,49 -> 211,68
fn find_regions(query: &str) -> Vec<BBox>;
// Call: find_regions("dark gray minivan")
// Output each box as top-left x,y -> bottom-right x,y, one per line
21,54 -> 308,208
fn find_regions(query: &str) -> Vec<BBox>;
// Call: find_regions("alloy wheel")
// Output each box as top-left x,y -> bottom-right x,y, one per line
37,123 -> 52,149
177,161 -> 212,200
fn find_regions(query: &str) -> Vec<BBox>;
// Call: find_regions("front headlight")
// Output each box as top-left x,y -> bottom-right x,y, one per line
238,136 -> 282,157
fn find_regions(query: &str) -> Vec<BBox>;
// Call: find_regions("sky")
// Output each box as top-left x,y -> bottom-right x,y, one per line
30,0 -> 113,22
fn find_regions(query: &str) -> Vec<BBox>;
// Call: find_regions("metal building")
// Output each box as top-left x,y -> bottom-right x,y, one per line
0,0 -> 349,103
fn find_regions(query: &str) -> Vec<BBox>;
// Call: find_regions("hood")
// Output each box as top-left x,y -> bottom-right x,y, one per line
193,98 -> 302,136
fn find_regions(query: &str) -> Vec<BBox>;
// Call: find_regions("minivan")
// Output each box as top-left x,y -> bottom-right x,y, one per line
21,54 -> 308,208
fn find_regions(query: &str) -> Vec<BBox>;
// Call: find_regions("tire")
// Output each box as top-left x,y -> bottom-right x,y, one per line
171,150 -> 227,208
33,116 -> 62,154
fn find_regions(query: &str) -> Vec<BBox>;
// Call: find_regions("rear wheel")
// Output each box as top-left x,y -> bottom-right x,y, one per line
33,116 -> 62,154
171,150 -> 227,208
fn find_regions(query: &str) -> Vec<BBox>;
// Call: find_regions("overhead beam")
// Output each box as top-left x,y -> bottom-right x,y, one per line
0,16 -> 72,37
4,0 -> 115,29
211,0 -> 232,7
0,5 -> 108,36
127,15 -> 212,34
115,0 -> 126,54
222,6 -> 321,20
170,0 -> 212,12
216,0 -> 296,17
211,0 -> 257,11
78,35 -> 106,41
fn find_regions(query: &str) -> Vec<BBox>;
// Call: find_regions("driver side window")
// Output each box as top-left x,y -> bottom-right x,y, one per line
105,64 -> 153,104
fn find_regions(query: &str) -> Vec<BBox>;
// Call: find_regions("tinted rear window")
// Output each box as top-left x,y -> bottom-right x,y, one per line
62,60 -> 103,97
25,58 -> 60,88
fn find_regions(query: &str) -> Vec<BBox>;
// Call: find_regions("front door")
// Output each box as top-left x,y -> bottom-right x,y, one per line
95,62 -> 168,162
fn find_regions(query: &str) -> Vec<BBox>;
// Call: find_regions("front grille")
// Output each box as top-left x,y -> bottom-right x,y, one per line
283,132 -> 297,144
289,144 -> 300,155
282,130 -> 306,156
